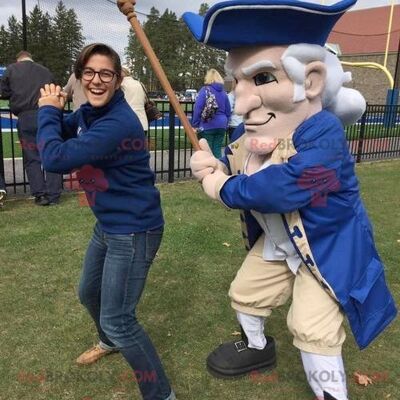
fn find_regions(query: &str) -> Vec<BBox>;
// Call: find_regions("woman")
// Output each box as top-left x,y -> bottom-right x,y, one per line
225,78 -> 243,142
192,68 -> 231,158
120,66 -> 148,132
37,43 -> 175,400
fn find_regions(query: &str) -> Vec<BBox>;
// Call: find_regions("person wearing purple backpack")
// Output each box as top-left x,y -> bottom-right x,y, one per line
192,68 -> 231,157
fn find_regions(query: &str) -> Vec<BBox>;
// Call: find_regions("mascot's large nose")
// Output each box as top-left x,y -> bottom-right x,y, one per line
234,86 -> 263,117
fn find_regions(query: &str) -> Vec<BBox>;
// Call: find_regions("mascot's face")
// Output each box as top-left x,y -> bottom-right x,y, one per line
229,45 -> 317,154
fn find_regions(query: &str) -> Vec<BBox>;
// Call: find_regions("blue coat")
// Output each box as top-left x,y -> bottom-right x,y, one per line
37,90 -> 163,234
219,110 -> 397,349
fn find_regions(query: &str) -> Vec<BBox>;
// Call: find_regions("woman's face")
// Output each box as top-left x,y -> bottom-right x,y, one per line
81,54 -> 121,108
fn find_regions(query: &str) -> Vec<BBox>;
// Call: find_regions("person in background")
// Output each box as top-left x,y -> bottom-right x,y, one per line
0,50 -> 62,206
0,172 -> 6,208
120,66 -> 148,132
192,68 -> 231,158
37,43 -> 175,400
63,72 -> 87,110
225,77 -> 243,142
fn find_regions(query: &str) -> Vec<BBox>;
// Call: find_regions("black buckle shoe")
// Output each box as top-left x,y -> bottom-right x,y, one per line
206,335 -> 276,379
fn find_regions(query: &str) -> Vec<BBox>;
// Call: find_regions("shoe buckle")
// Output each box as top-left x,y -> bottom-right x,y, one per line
234,340 -> 247,352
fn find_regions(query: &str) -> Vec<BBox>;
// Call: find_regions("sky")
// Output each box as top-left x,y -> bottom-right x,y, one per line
0,0 -> 398,61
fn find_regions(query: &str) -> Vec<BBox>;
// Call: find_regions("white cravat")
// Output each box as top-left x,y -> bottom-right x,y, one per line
244,154 -> 302,274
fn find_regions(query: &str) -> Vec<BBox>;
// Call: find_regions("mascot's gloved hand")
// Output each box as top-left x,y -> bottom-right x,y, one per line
202,170 -> 229,200
190,138 -> 226,182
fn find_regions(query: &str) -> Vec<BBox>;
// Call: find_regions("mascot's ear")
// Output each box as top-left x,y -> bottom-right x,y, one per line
304,61 -> 326,100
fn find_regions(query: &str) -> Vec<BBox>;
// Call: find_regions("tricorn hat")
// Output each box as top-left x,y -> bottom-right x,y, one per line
183,0 -> 356,51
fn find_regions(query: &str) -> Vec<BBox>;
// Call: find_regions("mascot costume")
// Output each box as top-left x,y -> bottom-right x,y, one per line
184,1 -> 397,399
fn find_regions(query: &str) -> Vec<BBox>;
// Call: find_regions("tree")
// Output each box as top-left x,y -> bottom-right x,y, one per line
3,16 -> 23,65
27,6 -> 54,68
52,1 -> 85,84
180,3 -> 226,89
199,3 -> 210,16
0,25 -> 11,65
0,1 -> 84,85
126,7 -> 160,90
125,3 -> 227,93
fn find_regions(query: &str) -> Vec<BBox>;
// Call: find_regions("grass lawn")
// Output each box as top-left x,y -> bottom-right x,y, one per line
346,124 -> 400,140
1,131 -> 22,158
0,160 -> 399,400
0,99 -> 9,108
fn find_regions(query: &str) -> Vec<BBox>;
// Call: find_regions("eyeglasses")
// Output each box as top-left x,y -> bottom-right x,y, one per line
81,68 -> 117,83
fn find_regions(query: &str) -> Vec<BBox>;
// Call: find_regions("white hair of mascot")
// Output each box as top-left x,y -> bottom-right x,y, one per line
281,43 -> 365,126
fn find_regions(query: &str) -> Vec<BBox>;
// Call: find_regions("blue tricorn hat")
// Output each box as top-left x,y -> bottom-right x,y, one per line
183,0 -> 356,51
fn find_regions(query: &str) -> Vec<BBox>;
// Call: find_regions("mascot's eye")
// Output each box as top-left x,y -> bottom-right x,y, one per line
253,72 -> 277,86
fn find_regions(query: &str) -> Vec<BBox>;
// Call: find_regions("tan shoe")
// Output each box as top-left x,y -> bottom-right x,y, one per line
76,344 -> 115,365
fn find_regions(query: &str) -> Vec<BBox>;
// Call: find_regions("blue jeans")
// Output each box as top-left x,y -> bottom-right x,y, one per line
78,222 -> 173,400
18,110 -> 62,201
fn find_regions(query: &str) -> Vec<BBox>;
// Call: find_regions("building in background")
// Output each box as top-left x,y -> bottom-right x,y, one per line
329,4 -> 400,104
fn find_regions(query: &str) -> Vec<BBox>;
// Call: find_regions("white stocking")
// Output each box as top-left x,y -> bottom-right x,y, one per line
301,351 -> 348,400
236,311 -> 266,350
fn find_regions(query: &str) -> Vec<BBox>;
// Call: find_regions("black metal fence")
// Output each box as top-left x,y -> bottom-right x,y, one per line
0,102 -> 399,195
346,104 -> 400,162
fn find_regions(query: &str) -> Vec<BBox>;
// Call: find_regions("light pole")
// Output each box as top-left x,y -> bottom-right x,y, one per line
21,0 -> 27,50
383,0 -> 395,69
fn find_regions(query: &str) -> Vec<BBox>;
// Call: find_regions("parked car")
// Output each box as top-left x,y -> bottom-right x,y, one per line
184,89 -> 197,101
148,91 -> 165,99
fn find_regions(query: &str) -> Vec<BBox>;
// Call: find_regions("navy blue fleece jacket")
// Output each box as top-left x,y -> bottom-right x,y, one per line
37,89 -> 163,234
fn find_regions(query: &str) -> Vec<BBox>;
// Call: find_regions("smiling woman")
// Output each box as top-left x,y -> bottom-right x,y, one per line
36,43 -> 176,400
73,44 -> 122,108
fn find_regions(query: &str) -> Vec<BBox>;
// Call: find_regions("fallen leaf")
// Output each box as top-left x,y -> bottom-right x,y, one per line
222,242 -> 231,247
386,394 -> 392,398
354,372 -> 373,386
231,331 -> 241,336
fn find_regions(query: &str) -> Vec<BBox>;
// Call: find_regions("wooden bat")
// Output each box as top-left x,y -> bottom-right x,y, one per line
117,0 -> 200,150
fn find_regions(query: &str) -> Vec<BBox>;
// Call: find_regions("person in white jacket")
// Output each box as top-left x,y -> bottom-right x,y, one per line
120,67 -> 148,131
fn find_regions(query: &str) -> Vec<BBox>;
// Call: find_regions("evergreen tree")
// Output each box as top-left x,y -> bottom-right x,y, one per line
27,6 -> 54,68
126,3 -> 227,93
0,25 -> 11,65
181,3 -> 226,89
0,1 -> 84,85
199,3 -> 210,16
5,16 -> 23,64
126,7 -> 161,90
52,1 -> 85,84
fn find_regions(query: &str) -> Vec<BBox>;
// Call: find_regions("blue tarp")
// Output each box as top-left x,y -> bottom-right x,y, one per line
1,116 -> 17,129
0,114 -> 188,131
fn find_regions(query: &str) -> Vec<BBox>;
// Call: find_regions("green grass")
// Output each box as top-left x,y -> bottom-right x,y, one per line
1,131 -> 22,158
346,124 -> 400,140
0,161 -> 399,400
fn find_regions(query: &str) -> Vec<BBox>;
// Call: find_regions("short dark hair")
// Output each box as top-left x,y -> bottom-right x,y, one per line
16,50 -> 32,60
74,43 -> 122,80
